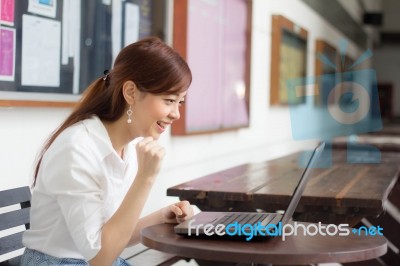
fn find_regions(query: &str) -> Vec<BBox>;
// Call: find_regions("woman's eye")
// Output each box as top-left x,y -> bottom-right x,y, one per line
164,98 -> 184,106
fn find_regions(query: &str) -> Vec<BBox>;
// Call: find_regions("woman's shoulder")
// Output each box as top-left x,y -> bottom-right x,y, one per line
47,117 -> 102,157
55,120 -> 93,148
48,116 -> 114,159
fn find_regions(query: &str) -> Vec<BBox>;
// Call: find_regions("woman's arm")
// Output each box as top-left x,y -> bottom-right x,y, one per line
89,137 -> 164,266
128,200 -> 194,245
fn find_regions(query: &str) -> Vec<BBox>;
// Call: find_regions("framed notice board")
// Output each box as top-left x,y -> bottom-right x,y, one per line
314,39 -> 339,106
0,0 -> 166,107
171,0 -> 252,135
270,15 -> 308,106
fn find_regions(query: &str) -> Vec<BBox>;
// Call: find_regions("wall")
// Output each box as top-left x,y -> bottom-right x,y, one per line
0,0 -> 366,217
382,0 -> 400,32
373,44 -> 400,116
373,0 -> 400,117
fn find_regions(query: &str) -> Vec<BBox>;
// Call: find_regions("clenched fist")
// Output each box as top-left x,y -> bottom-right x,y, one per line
135,137 -> 165,180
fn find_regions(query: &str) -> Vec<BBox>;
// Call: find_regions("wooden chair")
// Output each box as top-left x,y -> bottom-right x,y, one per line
0,186 -> 31,265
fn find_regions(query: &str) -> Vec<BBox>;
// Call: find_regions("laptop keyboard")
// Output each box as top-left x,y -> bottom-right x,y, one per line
212,213 -> 279,227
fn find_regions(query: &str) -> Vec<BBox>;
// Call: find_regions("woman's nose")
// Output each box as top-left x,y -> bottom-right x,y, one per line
170,106 -> 180,120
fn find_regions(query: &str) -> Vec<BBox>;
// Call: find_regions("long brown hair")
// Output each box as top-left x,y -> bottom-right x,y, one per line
33,37 -> 192,185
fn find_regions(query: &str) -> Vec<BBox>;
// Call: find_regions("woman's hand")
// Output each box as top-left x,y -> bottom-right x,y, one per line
161,201 -> 194,224
135,137 -> 165,180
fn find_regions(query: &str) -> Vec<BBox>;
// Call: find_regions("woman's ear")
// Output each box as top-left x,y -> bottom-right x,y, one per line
122,81 -> 137,105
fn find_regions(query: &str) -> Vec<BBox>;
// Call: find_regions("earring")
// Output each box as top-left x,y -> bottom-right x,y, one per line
127,105 -> 132,124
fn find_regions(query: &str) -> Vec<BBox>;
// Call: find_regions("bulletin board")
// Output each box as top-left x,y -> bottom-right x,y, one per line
314,39 -> 338,106
171,0 -> 252,135
270,15 -> 308,106
0,0 -> 165,107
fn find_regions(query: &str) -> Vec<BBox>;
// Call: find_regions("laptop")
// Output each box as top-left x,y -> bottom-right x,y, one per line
174,142 -> 325,240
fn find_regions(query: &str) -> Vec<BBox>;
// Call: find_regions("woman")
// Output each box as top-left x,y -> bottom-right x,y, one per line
21,37 -> 194,265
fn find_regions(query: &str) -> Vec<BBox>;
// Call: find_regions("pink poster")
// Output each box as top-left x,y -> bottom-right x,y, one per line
0,0 -> 15,26
0,27 -> 15,81
186,0 -> 249,132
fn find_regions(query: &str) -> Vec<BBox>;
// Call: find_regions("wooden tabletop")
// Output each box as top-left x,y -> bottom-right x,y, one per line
331,122 -> 400,151
167,149 -> 400,226
370,123 -> 400,136
332,135 -> 400,152
141,223 -> 387,265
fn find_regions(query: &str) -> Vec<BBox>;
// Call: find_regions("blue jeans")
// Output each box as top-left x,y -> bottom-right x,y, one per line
20,248 -> 132,266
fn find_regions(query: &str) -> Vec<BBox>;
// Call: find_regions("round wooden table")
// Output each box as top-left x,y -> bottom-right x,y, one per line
141,223 -> 387,265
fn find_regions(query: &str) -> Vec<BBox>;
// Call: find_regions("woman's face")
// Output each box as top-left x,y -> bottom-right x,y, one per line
131,90 -> 187,139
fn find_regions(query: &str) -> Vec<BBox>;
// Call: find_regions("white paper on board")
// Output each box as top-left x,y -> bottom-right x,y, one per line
21,14 -> 61,87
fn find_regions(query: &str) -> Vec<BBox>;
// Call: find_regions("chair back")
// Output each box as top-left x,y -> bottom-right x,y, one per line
0,186 -> 31,265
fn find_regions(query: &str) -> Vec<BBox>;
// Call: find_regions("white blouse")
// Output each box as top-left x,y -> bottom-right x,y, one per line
23,116 -> 138,261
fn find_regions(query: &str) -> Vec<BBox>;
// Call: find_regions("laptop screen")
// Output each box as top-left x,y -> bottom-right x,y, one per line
281,142 -> 325,225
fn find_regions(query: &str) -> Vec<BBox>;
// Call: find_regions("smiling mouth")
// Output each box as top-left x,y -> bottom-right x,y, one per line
156,121 -> 168,129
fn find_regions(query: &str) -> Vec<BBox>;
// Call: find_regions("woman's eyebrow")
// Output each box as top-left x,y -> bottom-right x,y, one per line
171,93 -> 186,98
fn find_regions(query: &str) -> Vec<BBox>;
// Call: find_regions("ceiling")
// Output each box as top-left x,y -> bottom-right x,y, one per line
360,0 -> 400,45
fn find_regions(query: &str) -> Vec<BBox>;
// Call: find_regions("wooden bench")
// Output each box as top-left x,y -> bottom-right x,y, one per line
0,187 -> 186,265
0,186 -> 31,265
331,134 -> 400,265
332,135 -> 400,152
